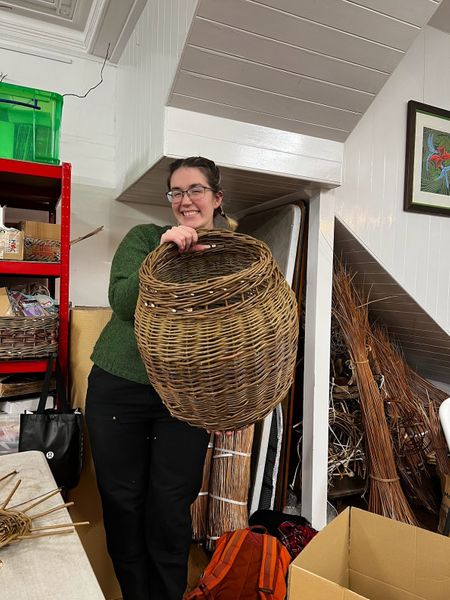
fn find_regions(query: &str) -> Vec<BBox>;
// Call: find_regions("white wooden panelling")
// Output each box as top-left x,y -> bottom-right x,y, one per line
117,108 -> 343,213
354,0 -> 439,25
302,189 -> 335,530
168,0 -> 440,141
196,0 -> 404,71
0,45 -> 116,187
167,108 -> 343,162
115,0 -> 198,195
174,72 -> 361,131
335,27 -> 450,335
334,219 -> 450,383
181,46 -> 375,113
165,107 -> 343,199
252,0 -> 422,48
170,95 -> 350,142
186,19 -> 389,94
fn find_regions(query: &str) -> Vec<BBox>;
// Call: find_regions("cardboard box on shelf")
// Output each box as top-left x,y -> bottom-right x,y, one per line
20,220 -> 61,241
67,306 -> 122,600
288,506 -> 450,600
0,287 -> 12,316
0,229 -> 24,260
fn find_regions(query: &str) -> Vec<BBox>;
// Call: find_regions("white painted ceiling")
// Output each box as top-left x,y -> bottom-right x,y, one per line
169,0 -> 442,142
0,0 -> 445,133
0,0 -> 147,62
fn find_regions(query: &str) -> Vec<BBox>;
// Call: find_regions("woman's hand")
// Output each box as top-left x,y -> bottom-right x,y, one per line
160,225 -> 211,253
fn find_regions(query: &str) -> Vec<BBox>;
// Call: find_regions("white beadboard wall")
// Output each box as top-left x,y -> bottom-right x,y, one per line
0,44 -> 173,305
0,47 -> 116,188
115,0 -> 198,195
335,26 -> 450,334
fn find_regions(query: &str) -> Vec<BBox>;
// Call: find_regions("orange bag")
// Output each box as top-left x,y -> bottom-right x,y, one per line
185,526 -> 291,599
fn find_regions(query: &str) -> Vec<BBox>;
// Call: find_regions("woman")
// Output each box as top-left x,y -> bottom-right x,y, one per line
86,156 -> 236,600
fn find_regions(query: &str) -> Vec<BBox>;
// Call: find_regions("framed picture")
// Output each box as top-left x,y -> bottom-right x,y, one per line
404,100 -> 450,217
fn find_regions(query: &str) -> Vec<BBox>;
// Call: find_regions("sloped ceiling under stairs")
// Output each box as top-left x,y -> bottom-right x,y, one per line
334,219 -> 450,385
169,0 -> 441,142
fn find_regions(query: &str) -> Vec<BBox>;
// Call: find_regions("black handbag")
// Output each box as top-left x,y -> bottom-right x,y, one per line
19,353 -> 83,490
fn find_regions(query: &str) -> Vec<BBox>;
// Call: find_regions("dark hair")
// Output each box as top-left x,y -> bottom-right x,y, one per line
166,156 -> 222,192
167,156 -> 238,231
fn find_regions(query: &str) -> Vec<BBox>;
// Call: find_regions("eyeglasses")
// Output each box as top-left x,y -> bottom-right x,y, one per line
166,185 -> 214,203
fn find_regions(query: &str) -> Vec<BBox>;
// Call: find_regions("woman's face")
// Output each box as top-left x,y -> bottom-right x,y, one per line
169,167 -> 222,230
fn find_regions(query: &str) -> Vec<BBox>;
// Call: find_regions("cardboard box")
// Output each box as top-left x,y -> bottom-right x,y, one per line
67,307 -> 121,600
20,220 -> 61,241
0,229 -> 24,260
0,287 -> 12,316
288,507 -> 450,600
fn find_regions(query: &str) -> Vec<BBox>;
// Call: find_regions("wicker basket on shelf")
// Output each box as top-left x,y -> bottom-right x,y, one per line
0,315 -> 58,359
135,229 -> 299,431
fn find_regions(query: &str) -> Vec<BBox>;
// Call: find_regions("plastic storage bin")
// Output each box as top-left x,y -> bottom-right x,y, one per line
0,82 -> 63,165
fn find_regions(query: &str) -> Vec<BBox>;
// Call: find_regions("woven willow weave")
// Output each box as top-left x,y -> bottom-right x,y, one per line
0,315 -> 58,359
135,229 -> 298,430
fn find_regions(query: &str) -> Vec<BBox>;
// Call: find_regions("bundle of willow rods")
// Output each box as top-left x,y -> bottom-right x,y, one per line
206,426 -> 254,551
333,265 -> 416,524
406,367 -> 450,476
191,436 -> 214,542
370,325 -> 436,511
408,368 -> 448,408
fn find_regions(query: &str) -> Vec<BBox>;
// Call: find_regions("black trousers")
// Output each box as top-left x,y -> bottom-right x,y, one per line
85,365 -> 209,600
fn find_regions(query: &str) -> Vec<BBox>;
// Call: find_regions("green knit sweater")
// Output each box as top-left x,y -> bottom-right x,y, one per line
91,223 -> 170,384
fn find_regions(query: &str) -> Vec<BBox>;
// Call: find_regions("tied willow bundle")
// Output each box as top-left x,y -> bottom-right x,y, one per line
333,266 -> 416,525
408,370 -> 450,474
370,326 -> 436,511
206,427 -> 254,551
191,436 -> 214,542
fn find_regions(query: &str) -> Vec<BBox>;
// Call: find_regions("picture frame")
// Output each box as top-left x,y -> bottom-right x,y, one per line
404,100 -> 450,217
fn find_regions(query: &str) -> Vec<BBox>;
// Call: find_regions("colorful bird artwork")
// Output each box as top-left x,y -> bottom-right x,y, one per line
422,128 -> 450,194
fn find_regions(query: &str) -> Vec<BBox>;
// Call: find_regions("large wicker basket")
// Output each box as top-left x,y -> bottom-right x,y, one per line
135,229 -> 298,430
0,315 -> 58,359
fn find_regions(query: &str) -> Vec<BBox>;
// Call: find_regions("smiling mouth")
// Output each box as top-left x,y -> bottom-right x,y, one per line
182,210 -> 200,217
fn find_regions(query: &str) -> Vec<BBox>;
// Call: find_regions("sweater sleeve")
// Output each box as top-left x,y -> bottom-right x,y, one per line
108,224 -> 165,322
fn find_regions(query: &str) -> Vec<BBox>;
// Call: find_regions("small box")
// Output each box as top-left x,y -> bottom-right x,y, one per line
0,413 -> 20,455
20,220 -> 61,241
0,287 -> 12,316
0,229 -> 24,260
24,237 -> 60,262
288,506 -> 450,600
0,395 -> 54,414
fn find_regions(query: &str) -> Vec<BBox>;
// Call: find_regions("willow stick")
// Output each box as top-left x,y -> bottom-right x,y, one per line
333,265 -> 416,524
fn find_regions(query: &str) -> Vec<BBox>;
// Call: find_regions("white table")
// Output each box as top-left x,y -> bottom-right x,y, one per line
0,451 -> 105,600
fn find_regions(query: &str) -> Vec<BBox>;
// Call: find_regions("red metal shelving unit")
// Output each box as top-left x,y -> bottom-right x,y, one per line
0,158 -> 71,379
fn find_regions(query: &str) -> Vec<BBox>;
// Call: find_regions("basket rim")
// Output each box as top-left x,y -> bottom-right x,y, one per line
141,229 -> 274,290
0,314 -> 58,322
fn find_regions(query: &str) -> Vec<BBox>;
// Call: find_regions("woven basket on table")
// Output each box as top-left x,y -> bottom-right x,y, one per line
0,315 -> 58,359
135,229 -> 298,431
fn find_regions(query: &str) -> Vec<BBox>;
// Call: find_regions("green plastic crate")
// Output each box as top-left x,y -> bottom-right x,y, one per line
0,82 -> 63,165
